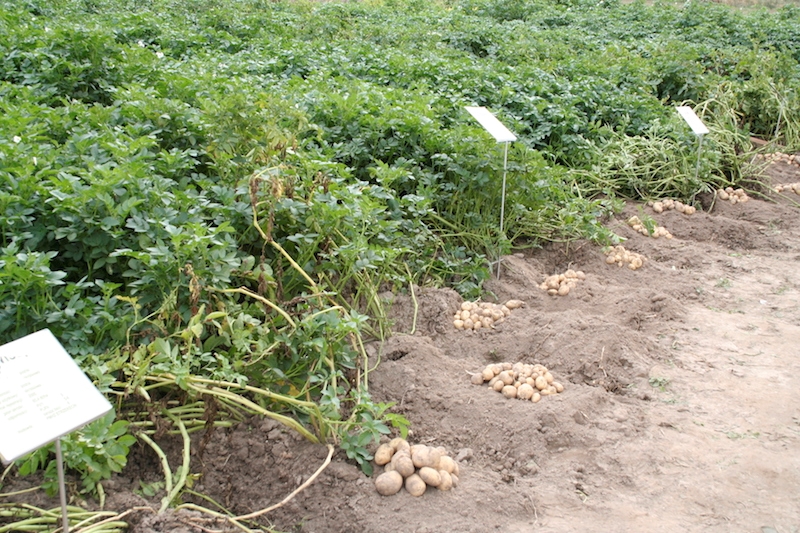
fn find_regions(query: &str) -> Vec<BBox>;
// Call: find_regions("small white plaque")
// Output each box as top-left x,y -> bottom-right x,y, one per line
0,329 -> 112,463
676,106 -> 709,136
465,106 -> 518,143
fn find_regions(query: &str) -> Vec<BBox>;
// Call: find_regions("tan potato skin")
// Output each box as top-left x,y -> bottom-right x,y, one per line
375,470 -> 403,496
405,473 -> 427,496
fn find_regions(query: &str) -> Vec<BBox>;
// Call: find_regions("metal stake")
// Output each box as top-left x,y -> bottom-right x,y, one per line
694,133 -> 705,183
56,438 -> 70,533
497,141 -> 510,279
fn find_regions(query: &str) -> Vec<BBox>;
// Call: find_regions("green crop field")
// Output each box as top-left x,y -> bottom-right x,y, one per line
1,0 -> 798,527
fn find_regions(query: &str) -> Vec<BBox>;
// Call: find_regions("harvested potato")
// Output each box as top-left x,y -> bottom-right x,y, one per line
390,437 -> 410,454
717,187 -> 749,204
517,383 -> 535,400
374,443 -> 395,466
405,474 -> 427,497
539,269 -> 586,297
391,451 -> 415,478
505,299 -> 524,309
375,441 -> 460,497
438,455 -> 457,475
451,299 -> 526,331
756,151 -> 800,167
418,466 -> 442,487
498,371 -> 514,386
626,215 -> 672,239
604,245 -> 646,270
411,445 -> 442,469
375,470 -> 404,496
649,198 -> 696,215
471,361 -> 565,403
437,470 -> 453,491
774,182 -> 800,195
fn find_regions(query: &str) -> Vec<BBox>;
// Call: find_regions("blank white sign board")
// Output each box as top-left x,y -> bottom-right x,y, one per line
0,329 -> 112,463
465,106 -> 518,143
676,106 -> 709,135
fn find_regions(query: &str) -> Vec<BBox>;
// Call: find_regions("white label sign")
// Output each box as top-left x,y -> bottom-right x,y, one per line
676,106 -> 709,136
465,106 -> 518,143
0,329 -> 112,463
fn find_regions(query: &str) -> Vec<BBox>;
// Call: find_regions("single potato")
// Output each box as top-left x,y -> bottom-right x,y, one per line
375,470 -> 403,496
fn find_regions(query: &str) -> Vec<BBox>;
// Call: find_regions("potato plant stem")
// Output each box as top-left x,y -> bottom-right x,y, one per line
142,375 -> 324,442
234,444 -> 334,521
215,287 -> 296,328
160,412 -> 191,513
136,433 -> 173,499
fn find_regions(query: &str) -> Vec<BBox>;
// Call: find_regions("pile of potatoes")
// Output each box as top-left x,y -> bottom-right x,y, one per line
453,299 -> 524,331
374,438 -> 460,497
774,182 -> 800,195
647,198 -> 697,215
717,187 -> 749,204
605,245 -> 646,270
627,215 -> 672,239
754,151 -> 799,167
470,361 -> 564,402
539,269 -> 586,296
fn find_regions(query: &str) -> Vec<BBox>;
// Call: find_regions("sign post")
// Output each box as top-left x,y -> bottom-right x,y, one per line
465,106 -> 518,278
676,105 -> 709,183
0,329 -> 113,533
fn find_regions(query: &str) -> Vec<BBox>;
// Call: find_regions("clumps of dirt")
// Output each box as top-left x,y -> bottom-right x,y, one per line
539,269 -> 586,296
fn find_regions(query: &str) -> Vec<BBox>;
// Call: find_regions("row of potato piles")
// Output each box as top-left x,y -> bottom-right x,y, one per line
374,438 -> 460,496
452,299 -> 524,331
471,361 -> 564,402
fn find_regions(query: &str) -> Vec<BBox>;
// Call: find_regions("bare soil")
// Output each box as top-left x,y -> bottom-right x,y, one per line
2,156 -> 800,533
